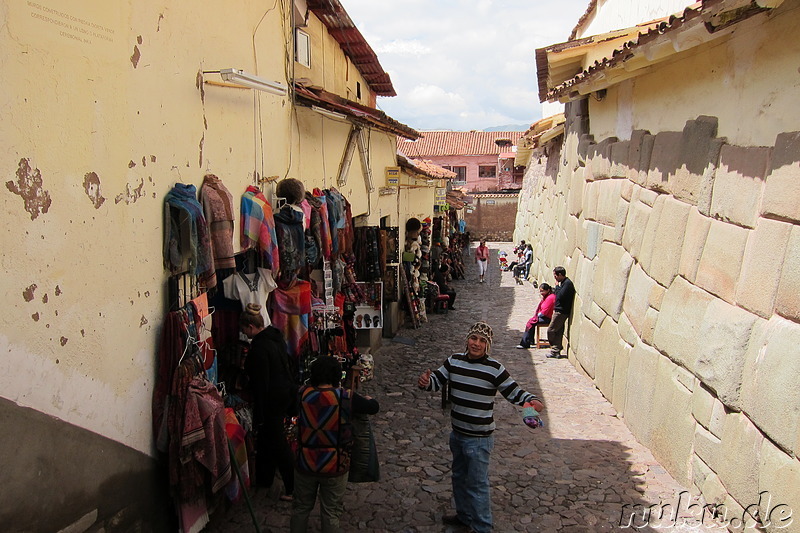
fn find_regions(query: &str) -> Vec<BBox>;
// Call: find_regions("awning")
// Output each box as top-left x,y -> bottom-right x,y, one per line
536,0 -> 782,103
295,84 -> 421,140
514,114 -> 566,167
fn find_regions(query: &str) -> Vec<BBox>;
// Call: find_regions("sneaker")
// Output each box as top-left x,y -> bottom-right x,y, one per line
441,514 -> 470,527
515,345 -> 527,349
546,352 -> 562,359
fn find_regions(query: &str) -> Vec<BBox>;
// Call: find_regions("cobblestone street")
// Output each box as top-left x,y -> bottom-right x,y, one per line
207,243 -> 710,532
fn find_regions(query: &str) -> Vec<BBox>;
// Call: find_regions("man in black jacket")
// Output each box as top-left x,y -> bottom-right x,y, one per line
547,266 -> 575,359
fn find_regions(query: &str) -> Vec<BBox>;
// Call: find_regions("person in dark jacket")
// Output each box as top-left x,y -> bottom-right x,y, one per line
291,356 -> 379,532
433,263 -> 457,310
240,303 -> 297,500
547,266 -> 576,358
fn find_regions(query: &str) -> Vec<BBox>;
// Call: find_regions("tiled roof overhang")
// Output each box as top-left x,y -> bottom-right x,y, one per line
537,0 -> 781,104
295,84 -> 421,140
397,153 -> 457,180
306,0 -> 396,96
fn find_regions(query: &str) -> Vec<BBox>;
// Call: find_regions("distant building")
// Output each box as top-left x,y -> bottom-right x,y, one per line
399,131 -> 526,192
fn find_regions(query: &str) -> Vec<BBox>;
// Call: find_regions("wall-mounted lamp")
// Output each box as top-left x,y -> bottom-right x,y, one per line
216,68 -> 287,95
312,105 -> 347,120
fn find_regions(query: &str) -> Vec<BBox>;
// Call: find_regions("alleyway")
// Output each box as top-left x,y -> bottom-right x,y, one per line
207,243 -> 708,533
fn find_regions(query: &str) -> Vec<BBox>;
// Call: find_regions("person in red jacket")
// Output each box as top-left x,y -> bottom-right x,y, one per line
516,284 -> 555,349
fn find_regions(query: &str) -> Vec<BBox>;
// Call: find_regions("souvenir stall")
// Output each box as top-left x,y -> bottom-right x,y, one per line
153,175 -> 380,532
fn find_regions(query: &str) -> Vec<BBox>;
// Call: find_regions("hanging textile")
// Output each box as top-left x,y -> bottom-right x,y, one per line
270,280 -> 312,361
221,267 -> 277,327
164,183 -> 216,289
273,204 -> 306,284
312,188 -> 333,260
240,185 -> 280,273
199,174 -> 236,270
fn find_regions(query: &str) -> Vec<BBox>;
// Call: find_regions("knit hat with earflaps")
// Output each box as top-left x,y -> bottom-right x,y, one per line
466,321 -> 493,353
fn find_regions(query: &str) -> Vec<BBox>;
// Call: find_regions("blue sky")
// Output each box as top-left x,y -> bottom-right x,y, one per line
344,0 -> 589,132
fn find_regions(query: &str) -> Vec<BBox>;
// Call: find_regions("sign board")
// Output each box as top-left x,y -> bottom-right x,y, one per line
485,199 -> 496,205
386,166 -> 400,186
435,187 -> 447,206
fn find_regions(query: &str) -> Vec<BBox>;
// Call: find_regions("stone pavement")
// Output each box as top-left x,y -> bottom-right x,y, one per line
207,243 -> 713,533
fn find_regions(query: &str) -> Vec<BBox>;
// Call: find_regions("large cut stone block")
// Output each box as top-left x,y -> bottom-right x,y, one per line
575,313 -> 601,378
691,382 -> 716,431
736,218 -> 792,319
718,412 -> 763,507
567,167 -> 585,217
594,316 -> 624,400
583,183 -> 600,223
762,131 -> 800,224
609,140 -> 630,178
621,198 -> 652,263
758,440 -> 800,533
617,312 -> 638,347
652,276 -> 716,372
649,355 -> 695,486
593,242 -> 633,320
641,195 -> 692,287
641,307 -> 659,346
612,197 -> 628,244
710,144 -> 771,228
646,131 -> 683,193
583,220 -> 602,260
694,298 -> 756,408
586,137 -> 617,181
638,195 -> 666,280
622,264 -> 657,336
742,316 -> 800,454
624,342 -> 661,447
678,207 -> 712,284
596,179 -> 623,226
694,424 -> 723,476
695,219 -> 749,304
612,342 -> 631,415
672,116 -> 722,207
775,225 -> 800,323
627,130 -> 651,185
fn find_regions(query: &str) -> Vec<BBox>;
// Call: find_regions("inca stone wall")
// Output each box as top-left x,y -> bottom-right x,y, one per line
516,100 -> 800,531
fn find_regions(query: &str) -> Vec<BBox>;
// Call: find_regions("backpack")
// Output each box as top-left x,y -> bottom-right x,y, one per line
295,386 -> 354,476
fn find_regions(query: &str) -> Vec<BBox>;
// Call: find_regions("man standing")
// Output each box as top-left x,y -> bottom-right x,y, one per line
475,239 -> 489,283
417,322 -> 544,533
547,266 -> 575,359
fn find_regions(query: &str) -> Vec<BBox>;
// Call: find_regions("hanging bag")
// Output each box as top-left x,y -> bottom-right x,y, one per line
348,412 -> 380,483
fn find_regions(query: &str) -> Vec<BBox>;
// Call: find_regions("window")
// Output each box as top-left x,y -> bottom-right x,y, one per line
452,166 -> 466,181
295,29 -> 311,68
356,82 -> 362,100
479,165 -> 496,178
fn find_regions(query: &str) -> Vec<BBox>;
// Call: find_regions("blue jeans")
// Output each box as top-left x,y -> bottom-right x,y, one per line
450,431 -> 494,533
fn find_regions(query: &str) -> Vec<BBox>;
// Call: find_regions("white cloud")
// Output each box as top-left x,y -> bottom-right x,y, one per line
344,0 -> 589,130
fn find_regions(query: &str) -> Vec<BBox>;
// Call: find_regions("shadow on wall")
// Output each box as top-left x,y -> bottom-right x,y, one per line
0,398 -> 173,532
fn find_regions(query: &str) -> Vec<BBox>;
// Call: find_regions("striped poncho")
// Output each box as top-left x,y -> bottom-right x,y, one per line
426,353 -> 538,437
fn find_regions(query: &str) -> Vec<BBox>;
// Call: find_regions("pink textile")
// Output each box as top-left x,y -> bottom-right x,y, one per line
270,280 -> 312,359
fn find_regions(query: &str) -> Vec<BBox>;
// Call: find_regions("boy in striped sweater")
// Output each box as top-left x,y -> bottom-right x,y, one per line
418,321 -> 545,533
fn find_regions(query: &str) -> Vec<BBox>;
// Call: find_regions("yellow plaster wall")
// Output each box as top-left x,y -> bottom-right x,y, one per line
0,0 -> 404,455
588,6 -> 800,146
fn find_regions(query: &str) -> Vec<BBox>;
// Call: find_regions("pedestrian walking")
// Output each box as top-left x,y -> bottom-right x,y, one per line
546,266 -> 575,358
416,321 -> 545,533
475,239 -> 489,283
290,356 -> 379,532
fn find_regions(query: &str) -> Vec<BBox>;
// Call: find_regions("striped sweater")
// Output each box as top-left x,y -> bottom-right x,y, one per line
426,353 -> 538,437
